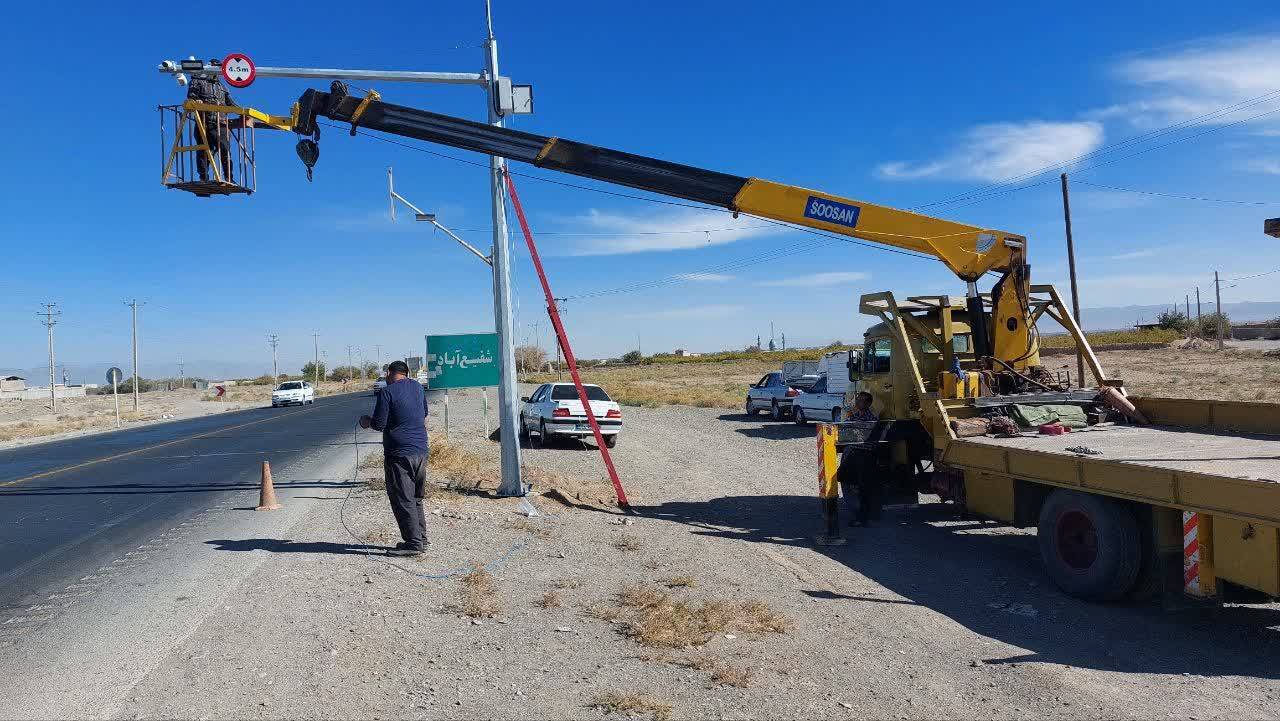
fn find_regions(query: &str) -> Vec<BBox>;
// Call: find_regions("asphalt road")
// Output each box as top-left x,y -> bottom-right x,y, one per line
0,391 -> 373,636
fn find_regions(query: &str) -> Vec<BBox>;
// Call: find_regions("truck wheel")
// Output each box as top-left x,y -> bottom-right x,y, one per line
1037,489 -> 1141,601
794,407 -> 807,426
771,401 -> 783,421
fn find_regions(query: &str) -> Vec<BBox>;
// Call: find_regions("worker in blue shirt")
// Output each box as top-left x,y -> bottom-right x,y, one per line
359,360 -> 430,556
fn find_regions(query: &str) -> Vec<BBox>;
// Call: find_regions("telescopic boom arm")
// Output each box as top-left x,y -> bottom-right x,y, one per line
292,82 -> 1039,368
294,83 -> 1027,282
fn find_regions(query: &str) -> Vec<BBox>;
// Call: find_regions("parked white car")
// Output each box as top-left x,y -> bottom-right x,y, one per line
271,381 -> 315,407
521,382 -> 622,447
792,375 -> 846,425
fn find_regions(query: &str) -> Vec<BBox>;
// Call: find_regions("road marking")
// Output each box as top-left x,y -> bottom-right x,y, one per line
0,405 -> 321,487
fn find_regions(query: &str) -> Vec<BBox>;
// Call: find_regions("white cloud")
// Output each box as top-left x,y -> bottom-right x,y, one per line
877,121 -> 1104,182
759,271 -> 870,287
622,304 -> 744,320
1245,158 -> 1280,175
674,272 -> 734,283
1102,35 -> 1280,129
1106,249 -> 1158,261
554,209 -> 776,256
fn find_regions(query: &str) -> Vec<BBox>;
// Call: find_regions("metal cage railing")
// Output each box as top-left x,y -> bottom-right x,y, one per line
159,103 -> 257,197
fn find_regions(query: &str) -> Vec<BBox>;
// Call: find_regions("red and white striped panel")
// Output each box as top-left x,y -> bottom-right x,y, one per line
1183,511 -> 1203,596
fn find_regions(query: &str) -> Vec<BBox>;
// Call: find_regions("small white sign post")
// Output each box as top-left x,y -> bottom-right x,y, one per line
106,367 -> 123,428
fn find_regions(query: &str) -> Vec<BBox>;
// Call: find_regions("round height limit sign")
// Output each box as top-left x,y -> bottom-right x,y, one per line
221,53 -> 255,88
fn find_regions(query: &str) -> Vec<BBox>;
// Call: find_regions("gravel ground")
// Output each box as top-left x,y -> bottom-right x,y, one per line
115,388 -> 1280,719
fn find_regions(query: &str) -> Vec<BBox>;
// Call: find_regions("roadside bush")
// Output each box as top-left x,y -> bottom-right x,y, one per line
301,361 -> 326,382
515,345 -> 548,372
1195,312 -> 1230,339
620,350 -> 644,364
1155,309 -> 1190,333
328,365 -> 361,382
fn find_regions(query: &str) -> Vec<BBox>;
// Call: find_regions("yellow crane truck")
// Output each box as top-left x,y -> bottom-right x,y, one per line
168,82 -> 1280,606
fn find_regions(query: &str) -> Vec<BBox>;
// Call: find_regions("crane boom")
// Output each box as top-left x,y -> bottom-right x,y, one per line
293,82 -> 1039,369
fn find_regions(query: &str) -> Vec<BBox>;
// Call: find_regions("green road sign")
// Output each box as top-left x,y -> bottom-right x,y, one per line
425,333 -> 500,389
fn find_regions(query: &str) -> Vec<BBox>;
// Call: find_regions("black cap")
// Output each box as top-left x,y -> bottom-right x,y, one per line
388,360 -> 410,376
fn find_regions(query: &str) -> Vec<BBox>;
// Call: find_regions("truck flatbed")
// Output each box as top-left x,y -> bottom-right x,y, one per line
943,419 -> 1280,527
961,425 -> 1280,484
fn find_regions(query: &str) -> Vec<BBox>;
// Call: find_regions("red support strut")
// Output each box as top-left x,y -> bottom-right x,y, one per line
503,172 -> 632,510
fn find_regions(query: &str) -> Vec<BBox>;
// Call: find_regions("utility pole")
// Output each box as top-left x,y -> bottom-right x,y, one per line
345,344 -> 355,379
1185,295 -> 1191,327
374,343 -> 382,372
782,332 -> 786,351
1214,271 -> 1224,350
37,303 -> 60,411
1196,286 -> 1202,325
124,299 -> 143,412
1060,174 -> 1085,386
553,297 -> 567,380
267,334 -> 280,380
312,332 -> 321,384
483,0 -> 523,497
178,360 -> 185,389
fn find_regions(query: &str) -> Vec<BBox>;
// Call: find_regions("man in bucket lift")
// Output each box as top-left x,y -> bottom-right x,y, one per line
185,61 -> 236,185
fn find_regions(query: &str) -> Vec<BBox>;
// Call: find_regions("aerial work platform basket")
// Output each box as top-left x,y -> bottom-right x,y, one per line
159,101 -> 293,197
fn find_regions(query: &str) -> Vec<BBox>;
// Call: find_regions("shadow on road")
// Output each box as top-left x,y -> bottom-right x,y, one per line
731,424 -> 814,440
205,538 -> 384,556
630,492 -> 1280,679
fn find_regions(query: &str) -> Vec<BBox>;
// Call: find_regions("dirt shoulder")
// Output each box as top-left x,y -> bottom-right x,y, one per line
116,390 -> 1279,720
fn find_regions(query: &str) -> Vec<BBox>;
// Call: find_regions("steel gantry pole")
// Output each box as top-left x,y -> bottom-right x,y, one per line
486,0 -> 524,496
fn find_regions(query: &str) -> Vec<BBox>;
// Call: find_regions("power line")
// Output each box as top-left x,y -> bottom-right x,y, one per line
1074,180 -> 1280,206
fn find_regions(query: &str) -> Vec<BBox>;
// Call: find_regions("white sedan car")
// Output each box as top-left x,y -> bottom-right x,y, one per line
271,381 -> 315,407
521,382 -> 622,447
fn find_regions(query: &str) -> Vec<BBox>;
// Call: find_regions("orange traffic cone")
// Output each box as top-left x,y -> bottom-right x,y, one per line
255,460 -> 282,511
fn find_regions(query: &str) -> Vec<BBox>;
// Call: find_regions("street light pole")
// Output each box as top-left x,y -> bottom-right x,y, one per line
485,0 -> 523,496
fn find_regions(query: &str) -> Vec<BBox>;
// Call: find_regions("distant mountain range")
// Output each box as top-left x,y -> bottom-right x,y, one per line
1052,300 -> 1280,333
0,360 -> 268,386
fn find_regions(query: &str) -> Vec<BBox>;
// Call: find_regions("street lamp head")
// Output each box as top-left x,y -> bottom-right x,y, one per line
415,213 -> 437,223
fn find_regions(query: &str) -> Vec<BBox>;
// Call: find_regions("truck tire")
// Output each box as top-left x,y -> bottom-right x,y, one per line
1037,489 -> 1141,601
794,407 -> 807,426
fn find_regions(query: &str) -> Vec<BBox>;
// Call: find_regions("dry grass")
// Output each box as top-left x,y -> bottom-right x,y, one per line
659,575 -> 696,588
710,663 -> 756,688
553,577 -> 583,590
583,602 -> 626,623
0,410 -> 155,442
429,440 -> 492,490
1040,327 -> 1182,348
458,566 -> 500,618
612,534 -> 642,552
589,691 -> 672,721
536,591 -> 562,609
600,583 -> 791,649
506,518 -> 555,539
529,359 -> 777,409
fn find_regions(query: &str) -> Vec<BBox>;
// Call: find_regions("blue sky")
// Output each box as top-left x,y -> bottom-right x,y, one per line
3,2 -> 1280,378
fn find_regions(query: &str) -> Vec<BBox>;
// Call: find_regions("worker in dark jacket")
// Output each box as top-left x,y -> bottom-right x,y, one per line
360,360 -> 431,556
185,67 -> 236,183
838,392 -> 883,526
